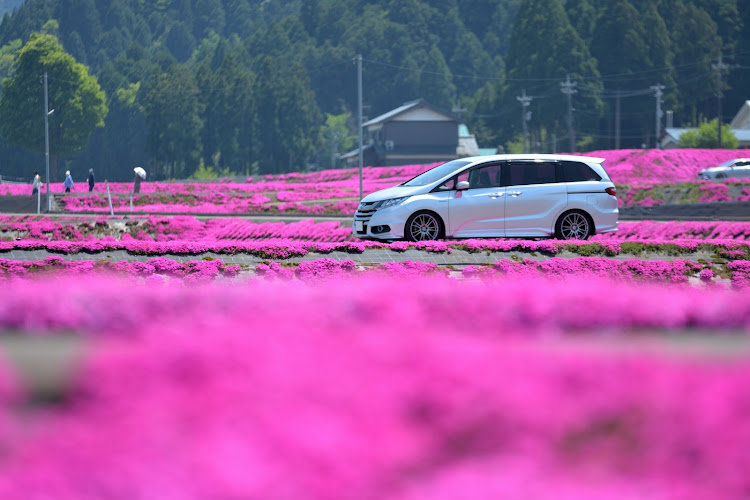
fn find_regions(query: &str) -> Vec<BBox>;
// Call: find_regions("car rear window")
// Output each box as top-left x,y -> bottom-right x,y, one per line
562,161 -> 602,182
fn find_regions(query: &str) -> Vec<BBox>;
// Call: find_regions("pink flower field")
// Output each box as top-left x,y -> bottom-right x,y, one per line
0,275 -> 749,500
1,149 -> 749,499
7,149 -> 749,215
585,148 -> 748,185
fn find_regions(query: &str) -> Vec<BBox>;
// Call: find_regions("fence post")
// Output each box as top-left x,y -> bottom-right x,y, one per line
105,180 -> 114,216
129,191 -> 133,214
37,186 -> 41,214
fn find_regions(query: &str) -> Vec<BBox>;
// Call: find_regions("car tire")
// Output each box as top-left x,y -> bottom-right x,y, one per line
716,173 -> 727,179
405,211 -> 443,241
555,210 -> 593,240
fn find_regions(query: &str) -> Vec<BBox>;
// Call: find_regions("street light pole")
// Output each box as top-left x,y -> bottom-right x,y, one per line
357,54 -> 363,201
44,71 -> 52,212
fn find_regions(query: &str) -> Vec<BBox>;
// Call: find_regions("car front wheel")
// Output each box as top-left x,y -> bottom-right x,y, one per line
555,211 -> 593,240
405,211 -> 442,241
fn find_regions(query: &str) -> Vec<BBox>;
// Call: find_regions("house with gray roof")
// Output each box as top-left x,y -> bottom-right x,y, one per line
660,100 -> 750,148
341,99 -> 480,167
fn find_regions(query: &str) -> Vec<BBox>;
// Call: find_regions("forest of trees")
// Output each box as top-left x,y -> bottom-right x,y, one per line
0,0 -> 747,181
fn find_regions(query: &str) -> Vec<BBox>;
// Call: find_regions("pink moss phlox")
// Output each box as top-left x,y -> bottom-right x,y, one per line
727,261 -> 750,289
467,257 -> 718,286
591,221 -> 750,241
698,183 -> 733,203
0,275 -> 749,499
413,240 -> 451,253
581,149 -> 743,185
375,260 -> 449,278
294,258 -> 358,281
255,261 -> 295,281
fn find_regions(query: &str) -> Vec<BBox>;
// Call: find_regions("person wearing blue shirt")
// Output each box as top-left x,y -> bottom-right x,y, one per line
63,170 -> 74,193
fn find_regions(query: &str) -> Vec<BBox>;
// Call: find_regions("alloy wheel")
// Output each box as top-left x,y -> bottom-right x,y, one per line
559,212 -> 590,240
409,213 -> 440,241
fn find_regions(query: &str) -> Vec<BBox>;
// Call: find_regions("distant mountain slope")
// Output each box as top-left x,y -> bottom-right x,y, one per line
0,0 -> 23,17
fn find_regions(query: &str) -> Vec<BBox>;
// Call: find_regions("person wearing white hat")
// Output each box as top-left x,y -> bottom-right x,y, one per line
31,171 -> 42,195
63,170 -> 74,193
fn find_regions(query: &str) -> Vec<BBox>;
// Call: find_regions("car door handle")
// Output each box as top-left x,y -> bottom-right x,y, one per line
489,192 -> 504,199
508,191 -> 522,197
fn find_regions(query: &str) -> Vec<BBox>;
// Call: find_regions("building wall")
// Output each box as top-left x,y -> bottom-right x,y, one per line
383,121 -> 458,148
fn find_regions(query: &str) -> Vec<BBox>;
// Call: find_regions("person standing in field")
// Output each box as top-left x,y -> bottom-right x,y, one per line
32,171 -> 41,195
133,172 -> 141,194
63,170 -> 74,193
88,168 -> 95,192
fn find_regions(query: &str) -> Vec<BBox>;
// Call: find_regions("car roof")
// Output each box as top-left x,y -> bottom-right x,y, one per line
461,154 -> 606,164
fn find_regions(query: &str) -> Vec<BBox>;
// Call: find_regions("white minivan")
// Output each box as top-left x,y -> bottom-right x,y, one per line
353,154 -> 618,241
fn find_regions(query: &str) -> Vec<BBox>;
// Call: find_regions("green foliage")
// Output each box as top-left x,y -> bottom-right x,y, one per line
142,63 -> 203,179
0,33 -> 107,162
0,38 -> 21,81
190,160 -> 237,179
317,112 -> 355,170
0,0 -> 745,179
504,134 -> 525,154
678,120 -> 738,149
252,55 -> 322,175
564,243 -> 618,257
619,242 -> 645,255
503,0 -> 601,151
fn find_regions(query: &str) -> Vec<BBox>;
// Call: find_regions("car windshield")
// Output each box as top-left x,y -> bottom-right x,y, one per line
717,160 -> 737,169
402,160 -> 472,187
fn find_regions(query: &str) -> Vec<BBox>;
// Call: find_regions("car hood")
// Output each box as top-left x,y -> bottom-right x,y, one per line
361,184 -> 428,203
700,166 -> 726,173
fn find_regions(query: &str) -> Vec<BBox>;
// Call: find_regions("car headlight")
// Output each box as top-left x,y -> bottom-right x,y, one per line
376,197 -> 409,209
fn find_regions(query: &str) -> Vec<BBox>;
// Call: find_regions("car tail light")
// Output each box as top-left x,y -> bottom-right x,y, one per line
605,187 -> 617,196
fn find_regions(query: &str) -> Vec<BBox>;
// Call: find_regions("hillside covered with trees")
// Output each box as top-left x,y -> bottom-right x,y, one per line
0,0 -> 747,181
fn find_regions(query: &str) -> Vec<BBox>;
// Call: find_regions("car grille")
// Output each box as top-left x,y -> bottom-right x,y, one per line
354,201 -> 378,235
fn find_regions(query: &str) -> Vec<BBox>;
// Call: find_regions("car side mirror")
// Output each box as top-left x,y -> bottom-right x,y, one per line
456,181 -> 469,190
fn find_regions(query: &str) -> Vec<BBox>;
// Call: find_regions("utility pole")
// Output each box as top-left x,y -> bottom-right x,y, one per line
516,89 -> 532,153
560,75 -> 577,152
356,54 -> 363,200
712,54 -> 729,148
615,92 -> 621,150
650,83 -> 665,149
452,100 -> 467,122
44,72 -> 51,212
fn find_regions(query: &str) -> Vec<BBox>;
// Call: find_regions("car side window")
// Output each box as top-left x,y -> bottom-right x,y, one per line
562,161 -> 602,182
436,169 -> 471,191
507,162 -> 557,186
467,164 -> 503,189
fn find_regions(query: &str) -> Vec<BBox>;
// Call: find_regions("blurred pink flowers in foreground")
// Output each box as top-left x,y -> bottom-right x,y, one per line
0,275 -> 748,499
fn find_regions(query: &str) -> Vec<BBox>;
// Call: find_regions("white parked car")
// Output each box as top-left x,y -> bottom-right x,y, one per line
697,159 -> 750,180
353,154 -> 619,241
